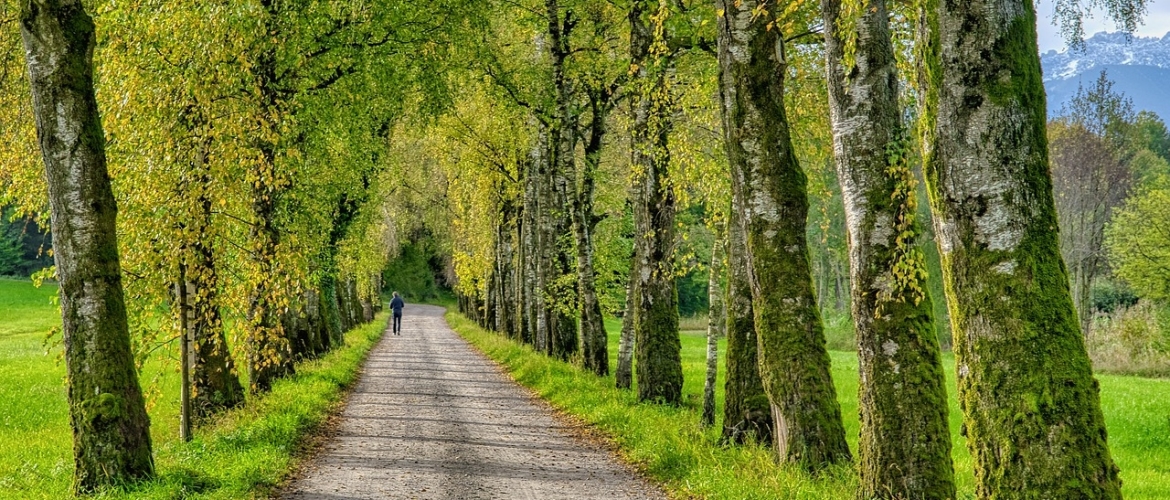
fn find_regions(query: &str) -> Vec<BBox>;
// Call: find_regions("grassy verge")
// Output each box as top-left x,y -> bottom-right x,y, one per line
446,311 -> 856,499
0,278 -> 389,499
447,309 -> 1170,499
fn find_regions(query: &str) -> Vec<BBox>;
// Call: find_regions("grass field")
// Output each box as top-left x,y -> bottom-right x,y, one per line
0,278 -> 389,499
448,312 -> 1170,499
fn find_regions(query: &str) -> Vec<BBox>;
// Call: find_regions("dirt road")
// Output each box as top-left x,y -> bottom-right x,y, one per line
281,304 -> 665,500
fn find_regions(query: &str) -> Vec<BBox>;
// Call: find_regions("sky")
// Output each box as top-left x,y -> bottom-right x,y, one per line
1035,0 -> 1170,52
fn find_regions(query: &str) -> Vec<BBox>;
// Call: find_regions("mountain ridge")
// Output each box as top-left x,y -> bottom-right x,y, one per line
1042,31 -> 1170,121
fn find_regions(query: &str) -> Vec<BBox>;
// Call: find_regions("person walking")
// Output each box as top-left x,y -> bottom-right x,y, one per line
390,292 -> 405,335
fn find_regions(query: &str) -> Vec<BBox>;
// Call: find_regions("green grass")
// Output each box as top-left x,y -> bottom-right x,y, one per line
448,310 -> 1170,499
0,278 -> 389,499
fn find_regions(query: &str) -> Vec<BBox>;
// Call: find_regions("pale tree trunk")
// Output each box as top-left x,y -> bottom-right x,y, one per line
922,0 -> 1122,496
822,0 -> 954,496
701,220 -> 726,427
532,127 -> 552,354
615,260 -> 637,389
721,192 -> 772,444
521,152 -> 539,346
630,0 -> 682,405
575,95 -> 611,376
20,0 -> 154,490
715,0 -> 851,468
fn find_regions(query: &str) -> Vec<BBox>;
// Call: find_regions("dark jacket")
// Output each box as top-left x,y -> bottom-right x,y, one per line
390,296 -> 405,314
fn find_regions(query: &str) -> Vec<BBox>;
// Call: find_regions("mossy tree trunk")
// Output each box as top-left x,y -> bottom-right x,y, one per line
822,0 -> 954,496
19,0 -> 154,490
702,220 -> 726,427
629,0 -> 682,405
721,193 -> 772,444
921,0 -> 1122,496
715,0 -> 851,468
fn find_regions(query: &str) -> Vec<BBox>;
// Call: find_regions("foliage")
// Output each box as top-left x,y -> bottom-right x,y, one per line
1107,175 -> 1170,301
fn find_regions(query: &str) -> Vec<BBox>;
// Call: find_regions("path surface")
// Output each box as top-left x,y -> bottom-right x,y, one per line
281,305 -> 665,500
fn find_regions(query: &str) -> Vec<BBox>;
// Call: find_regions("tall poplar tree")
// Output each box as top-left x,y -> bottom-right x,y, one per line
822,0 -> 954,496
714,0 -> 851,468
19,0 -> 153,490
920,0 -> 1122,496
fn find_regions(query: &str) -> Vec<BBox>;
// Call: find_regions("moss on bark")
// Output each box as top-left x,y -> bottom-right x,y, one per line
20,0 -> 154,491
924,0 -> 1123,496
822,0 -> 956,497
722,205 -> 773,444
716,0 -> 851,469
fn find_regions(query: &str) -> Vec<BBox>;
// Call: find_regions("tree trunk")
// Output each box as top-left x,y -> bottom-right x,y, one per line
921,0 -> 1122,496
701,221 -> 726,427
320,274 -> 344,347
20,1 -> 154,490
616,261 -> 637,389
546,0 -> 580,362
533,126 -> 552,354
715,0 -> 851,469
822,0 -> 955,496
722,195 -> 772,444
520,152 -> 538,346
185,194 -> 244,417
176,130 -> 245,417
630,0 -> 682,405
575,96 -> 611,376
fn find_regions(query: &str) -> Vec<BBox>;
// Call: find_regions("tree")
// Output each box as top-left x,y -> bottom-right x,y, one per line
1107,175 -> 1170,302
715,0 -> 851,468
629,0 -> 683,404
920,0 -> 1122,496
19,0 -> 153,490
822,0 -> 955,496
701,219 -> 725,427
1049,119 -> 1131,333
721,197 -> 772,444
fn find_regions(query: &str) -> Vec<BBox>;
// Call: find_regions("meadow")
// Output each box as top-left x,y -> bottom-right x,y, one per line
448,312 -> 1170,499
0,278 -> 388,499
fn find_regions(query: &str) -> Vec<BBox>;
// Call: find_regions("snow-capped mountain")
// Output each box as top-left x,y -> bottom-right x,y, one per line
1042,32 -> 1170,121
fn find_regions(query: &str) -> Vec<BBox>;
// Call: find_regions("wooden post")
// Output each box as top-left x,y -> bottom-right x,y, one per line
178,263 -> 192,442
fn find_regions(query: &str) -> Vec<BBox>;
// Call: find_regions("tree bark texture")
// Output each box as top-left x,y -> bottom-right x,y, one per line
20,0 -> 154,490
822,0 -> 955,496
701,221 -> 726,427
923,0 -> 1122,496
546,0 -> 580,362
574,97 -> 610,376
715,0 -> 851,468
616,260 -> 637,390
630,0 -> 682,405
722,191 -> 773,444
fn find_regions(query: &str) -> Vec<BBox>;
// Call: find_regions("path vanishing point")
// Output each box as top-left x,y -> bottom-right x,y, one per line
281,304 -> 666,500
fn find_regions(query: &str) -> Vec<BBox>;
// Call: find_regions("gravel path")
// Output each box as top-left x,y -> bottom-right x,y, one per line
281,304 -> 666,500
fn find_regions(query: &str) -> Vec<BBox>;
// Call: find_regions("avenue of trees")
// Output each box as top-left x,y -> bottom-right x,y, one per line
2,0 -> 1168,497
